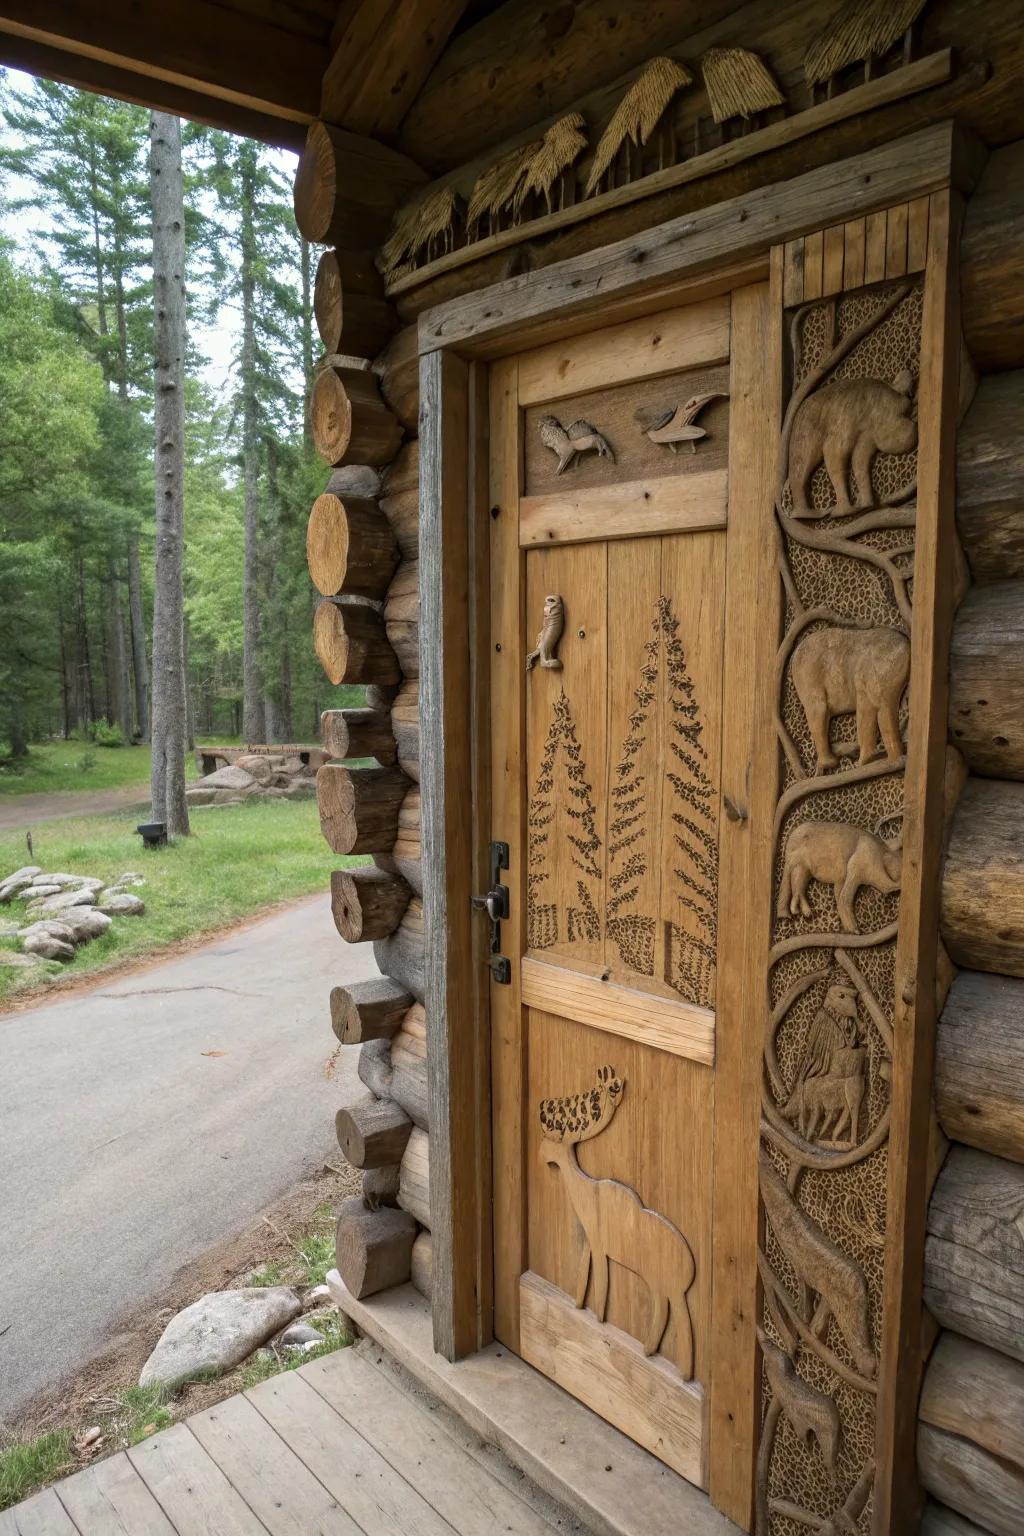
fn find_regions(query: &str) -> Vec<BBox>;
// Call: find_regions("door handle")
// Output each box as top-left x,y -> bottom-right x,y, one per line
472,841 -> 510,983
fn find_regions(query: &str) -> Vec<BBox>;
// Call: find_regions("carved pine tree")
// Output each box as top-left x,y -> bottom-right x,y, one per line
527,688 -> 603,950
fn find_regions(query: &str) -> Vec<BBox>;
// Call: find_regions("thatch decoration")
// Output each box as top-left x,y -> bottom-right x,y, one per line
804,0 -> 929,86
514,113 -> 588,217
584,56 -> 693,198
466,140 -> 540,239
701,47 -> 785,124
381,183 -> 461,280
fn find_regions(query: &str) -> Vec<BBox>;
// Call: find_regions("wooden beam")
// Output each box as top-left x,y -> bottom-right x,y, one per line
417,124 -> 979,359
321,0 -> 469,136
420,345 -> 492,1357
0,3 -> 325,129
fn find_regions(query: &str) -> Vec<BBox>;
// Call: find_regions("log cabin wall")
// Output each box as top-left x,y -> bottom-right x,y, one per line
287,2 -> 1024,1530
917,141 -> 1024,1536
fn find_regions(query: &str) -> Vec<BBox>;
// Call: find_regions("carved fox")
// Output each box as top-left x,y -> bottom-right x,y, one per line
758,1329 -> 841,1470
540,1068 -> 696,1375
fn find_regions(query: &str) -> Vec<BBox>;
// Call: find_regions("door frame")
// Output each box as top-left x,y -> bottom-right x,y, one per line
416,119 -> 971,1528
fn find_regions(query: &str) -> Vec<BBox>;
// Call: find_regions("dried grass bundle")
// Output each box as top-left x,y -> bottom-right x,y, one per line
804,0 -> 927,86
584,56 -> 693,198
701,46 -> 785,123
380,183 -> 460,280
513,113 -> 588,216
466,140 -> 540,237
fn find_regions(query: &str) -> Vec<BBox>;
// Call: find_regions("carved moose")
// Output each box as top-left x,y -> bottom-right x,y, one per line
777,819 -> 901,933
787,370 -> 917,517
791,624 -> 910,773
760,1157 -> 877,1380
782,982 -> 866,1146
539,1067 -> 696,1375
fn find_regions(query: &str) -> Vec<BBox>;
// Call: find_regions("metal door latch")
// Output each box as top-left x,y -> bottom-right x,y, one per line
472,841 -> 510,983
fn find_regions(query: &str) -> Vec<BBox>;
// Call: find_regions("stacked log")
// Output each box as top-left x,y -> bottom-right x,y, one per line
920,155 -> 1024,1535
300,122 -> 427,1302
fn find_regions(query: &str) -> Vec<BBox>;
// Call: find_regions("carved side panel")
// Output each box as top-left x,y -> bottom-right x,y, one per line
757,275 -> 923,1534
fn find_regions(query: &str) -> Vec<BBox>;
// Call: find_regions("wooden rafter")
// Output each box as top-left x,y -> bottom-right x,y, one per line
320,0 -> 469,135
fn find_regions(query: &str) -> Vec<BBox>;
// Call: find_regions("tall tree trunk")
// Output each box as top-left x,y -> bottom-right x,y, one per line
59,614 -> 71,740
128,533 -> 149,740
240,144 -> 264,744
106,562 -> 133,739
301,236 -> 314,441
149,111 -> 190,837
77,553 -> 96,728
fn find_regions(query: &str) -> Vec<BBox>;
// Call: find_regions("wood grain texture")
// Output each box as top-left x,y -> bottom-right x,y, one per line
392,678 -> 420,782
0,1488 -> 79,1536
920,1331 -> 1024,1472
377,323 -> 420,433
320,0 -> 467,137
924,1145 -> 1024,1363
399,1126 -> 431,1228
519,471 -> 728,548
961,141 -> 1024,373
331,975 -> 412,1045
331,866 -> 411,942
420,346 -> 491,1357
518,1271 -> 706,1489
335,1196 -> 417,1299
311,362 -> 403,468
521,958 -> 714,1066
949,582 -> 1024,779
336,1092 -> 413,1168
321,706 -> 397,765
956,372 -> 1024,584
921,1500 -> 992,1536
293,121 -> 425,248
317,762 -> 408,855
306,492 -> 398,600
54,1452 -> 177,1535
313,597 -> 400,688
935,970 -> 1024,1163
516,298 -> 730,406
314,246 -> 395,359
127,1421 -> 267,1536
374,896 -> 425,1003
918,1422 -> 1024,1536
708,278 -> 779,1528
941,777 -> 1024,977
417,124 -> 966,358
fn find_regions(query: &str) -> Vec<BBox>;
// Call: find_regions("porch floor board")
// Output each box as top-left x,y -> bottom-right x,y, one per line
0,1340 -> 581,1536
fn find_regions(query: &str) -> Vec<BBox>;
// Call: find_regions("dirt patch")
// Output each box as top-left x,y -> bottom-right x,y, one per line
5,1160 -> 360,1447
0,784 -> 150,833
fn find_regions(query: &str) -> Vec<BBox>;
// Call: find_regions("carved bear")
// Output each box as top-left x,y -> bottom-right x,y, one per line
791,624 -> 910,772
787,370 -> 917,517
777,819 -> 901,933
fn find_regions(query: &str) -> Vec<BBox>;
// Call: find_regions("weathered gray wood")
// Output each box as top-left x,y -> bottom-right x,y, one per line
331,867 -> 412,943
394,784 -> 422,895
918,1424 -> 1024,1536
920,1332 -> 1024,1475
392,679 -> 420,782
188,1389 -> 361,1533
950,582 -> 1024,778
961,141 -> 1024,374
318,762 -> 410,855
921,1502 -> 992,1536
925,1145 -> 1024,1362
418,124 -> 974,357
55,1451 -> 177,1534
334,1195 -> 416,1298
357,1008 -> 429,1130
330,975 -> 411,1045
936,970 -> 1024,1163
362,1163 -> 400,1209
1,1488 -> 79,1536
384,559 -> 420,679
373,899 -> 425,1004
941,778 -> 1024,977
336,1092 -> 412,1168
398,1126 -> 431,1229
127,1422 -> 266,1536
956,372 -> 1024,583
245,1368 -> 454,1536
377,324 -> 419,433
411,1229 -> 433,1299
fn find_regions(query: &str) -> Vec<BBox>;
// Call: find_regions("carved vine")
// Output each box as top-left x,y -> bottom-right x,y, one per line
757,276 -> 922,1533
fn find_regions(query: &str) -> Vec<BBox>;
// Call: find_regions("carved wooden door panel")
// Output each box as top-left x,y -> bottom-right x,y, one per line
489,292 -> 763,1493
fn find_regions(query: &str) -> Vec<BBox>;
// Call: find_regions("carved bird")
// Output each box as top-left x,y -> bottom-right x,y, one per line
636,391 -> 727,453
539,1065 -> 624,1145
538,415 -> 615,474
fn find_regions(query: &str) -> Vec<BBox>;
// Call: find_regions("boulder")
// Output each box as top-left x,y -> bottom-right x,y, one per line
184,787 -> 220,806
235,754 -> 274,784
32,873 -> 102,891
28,889 -> 98,916
98,893 -> 145,916
23,934 -> 75,962
0,869 -> 42,902
275,1321 -> 324,1351
18,920 -> 77,944
21,885 -> 63,901
199,765 -> 257,793
139,1287 -> 302,1389
60,909 -> 113,943
2,866 -> 41,885
0,921 -> 20,938
280,756 -> 306,776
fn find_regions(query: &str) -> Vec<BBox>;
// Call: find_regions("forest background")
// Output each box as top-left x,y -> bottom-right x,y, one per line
0,70 -> 349,764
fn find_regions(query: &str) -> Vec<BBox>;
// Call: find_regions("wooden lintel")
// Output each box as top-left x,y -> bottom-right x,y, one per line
417,122 -> 978,360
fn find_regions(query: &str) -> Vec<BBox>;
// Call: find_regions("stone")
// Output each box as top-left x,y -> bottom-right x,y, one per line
19,920 -> 77,944
0,950 -> 45,969
139,1287 -> 302,1389
280,756 -> 306,776
23,934 -> 75,962
0,869 -> 41,903
302,1284 -> 333,1311
280,781 -> 317,800
97,893 -> 145,916
184,787 -> 220,806
21,886 -> 63,902
60,908 -> 113,943
235,754 -> 274,784
33,873 -> 102,891
199,765 -> 257,793
115,872 -> 143,884
28,889 -> 98,916
2,866 -> 41,885
275,1321 -> 324,1350
0,921 -> 20,938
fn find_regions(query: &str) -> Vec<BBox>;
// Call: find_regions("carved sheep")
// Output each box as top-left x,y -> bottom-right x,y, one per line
777,819 -> 901,933
791,624 -> 910,772
787,370 -> 917,516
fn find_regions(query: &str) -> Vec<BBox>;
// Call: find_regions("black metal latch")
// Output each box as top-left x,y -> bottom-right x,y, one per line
472,841 -> 511,984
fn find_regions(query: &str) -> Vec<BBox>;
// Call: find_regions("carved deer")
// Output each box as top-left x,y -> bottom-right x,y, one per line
539,1067 -> 696,1376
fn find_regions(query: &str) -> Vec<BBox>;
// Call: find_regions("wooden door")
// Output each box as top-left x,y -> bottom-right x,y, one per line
488,289 -> 770,1496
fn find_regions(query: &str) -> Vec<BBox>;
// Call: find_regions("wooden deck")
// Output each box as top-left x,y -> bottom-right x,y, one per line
0,1341 -> 587,1536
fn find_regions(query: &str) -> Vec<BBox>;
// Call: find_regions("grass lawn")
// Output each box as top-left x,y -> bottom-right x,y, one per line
0,797 -> 359,1004
0,738 -> 249,797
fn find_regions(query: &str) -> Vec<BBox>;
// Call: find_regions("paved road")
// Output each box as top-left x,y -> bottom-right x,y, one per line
0,783 -> 150,833
0,895 -> 377,1420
